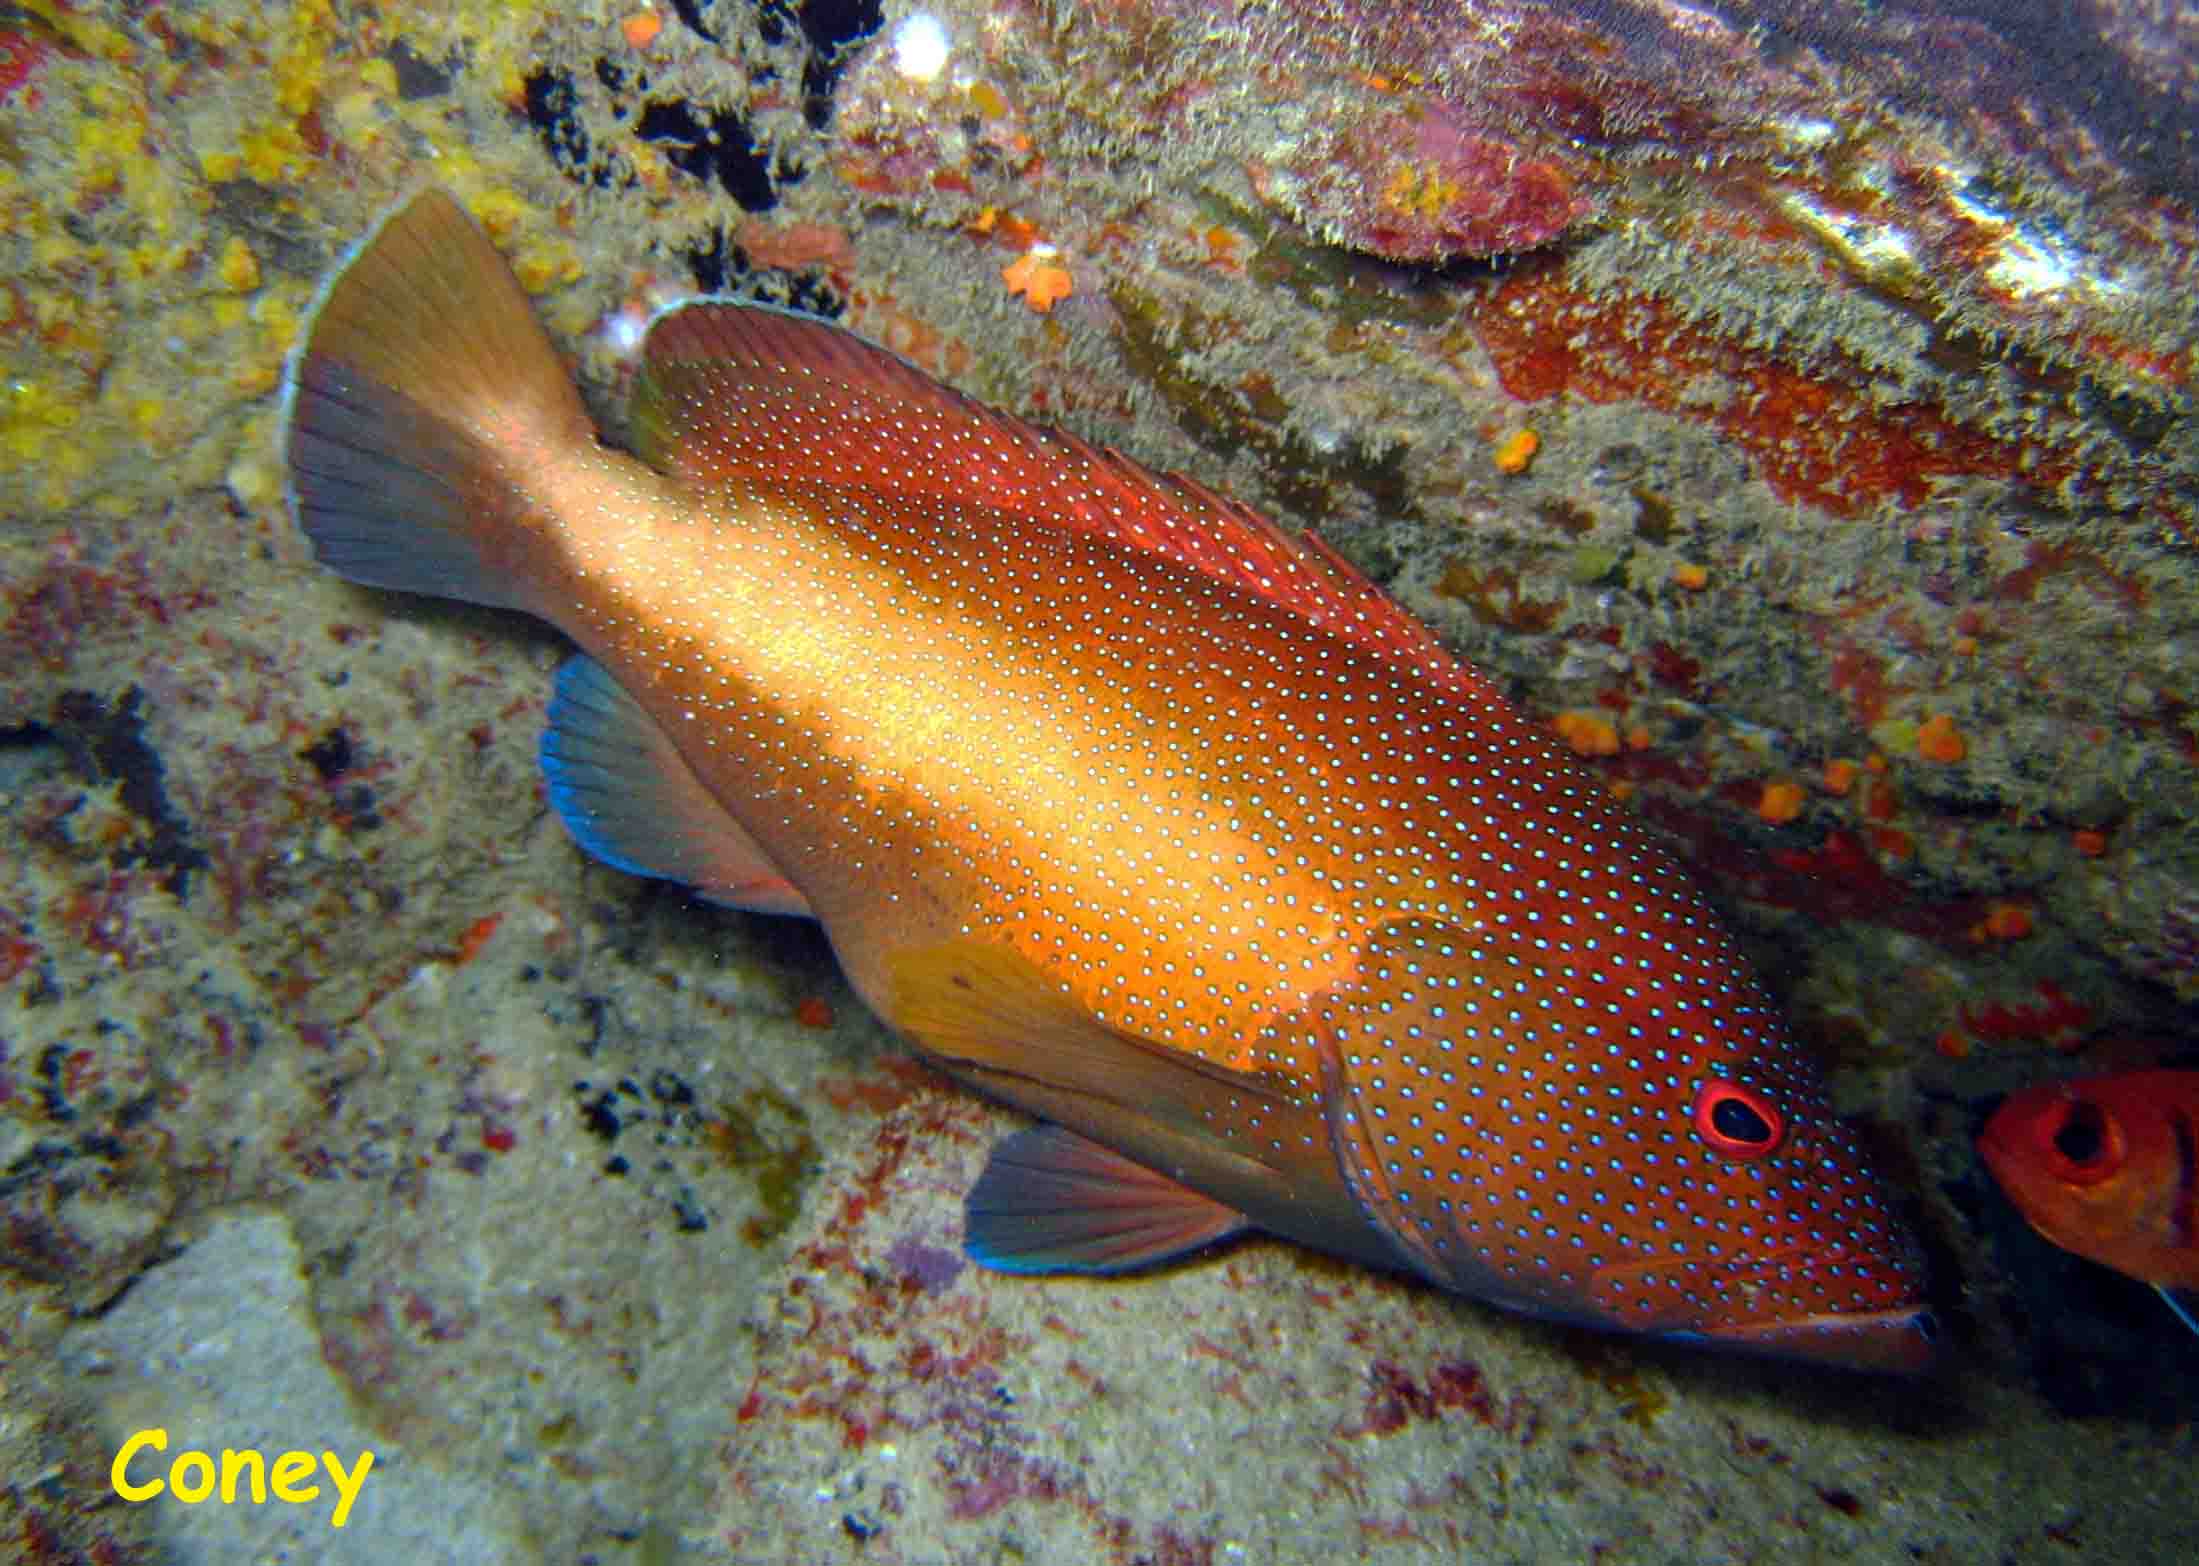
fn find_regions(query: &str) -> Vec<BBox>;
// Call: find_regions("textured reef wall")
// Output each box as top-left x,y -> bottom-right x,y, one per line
3,2 -> 2196,1562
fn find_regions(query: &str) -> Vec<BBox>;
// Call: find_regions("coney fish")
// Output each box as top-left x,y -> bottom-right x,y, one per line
1978,1069 -> 2199,1336
283,189 -> 1934,1370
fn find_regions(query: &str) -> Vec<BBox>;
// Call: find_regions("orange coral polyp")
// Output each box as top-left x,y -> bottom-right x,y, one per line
1003,249 -> 1073,313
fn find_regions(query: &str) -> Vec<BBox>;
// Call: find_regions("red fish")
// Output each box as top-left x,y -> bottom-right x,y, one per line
1978,1070 -> 2199,1334
283,189 -> 1934,1370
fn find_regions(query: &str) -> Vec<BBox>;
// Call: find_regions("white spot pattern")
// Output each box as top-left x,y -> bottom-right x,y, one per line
547,301 -> 1926,1345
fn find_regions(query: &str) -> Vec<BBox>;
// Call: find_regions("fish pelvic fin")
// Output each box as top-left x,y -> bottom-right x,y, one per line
964,1125 -> 1247,1274
282,187 -> 603,614
2161,1285 -> 2199,1336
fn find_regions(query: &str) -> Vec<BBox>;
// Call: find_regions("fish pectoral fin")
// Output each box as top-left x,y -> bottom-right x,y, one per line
540,656 -> 812,916
964,1125 -> 1248,1274
884,940 -> 1394,1269
882,938 -> 1252,1097
2160,1285 -> 2199,1336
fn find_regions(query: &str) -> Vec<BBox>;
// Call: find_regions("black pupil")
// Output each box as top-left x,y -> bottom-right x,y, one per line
1711,1094 -> 1773,1144
2052,1103 -> 2106,1164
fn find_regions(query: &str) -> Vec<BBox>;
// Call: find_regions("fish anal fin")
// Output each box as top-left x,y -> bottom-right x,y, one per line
540,656 -> 812,916
964,1125 -> 1247,1274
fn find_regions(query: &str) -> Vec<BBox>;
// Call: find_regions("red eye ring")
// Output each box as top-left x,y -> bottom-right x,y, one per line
2038,1095 -> 2123,1186
1692,1080 -> 1785,1159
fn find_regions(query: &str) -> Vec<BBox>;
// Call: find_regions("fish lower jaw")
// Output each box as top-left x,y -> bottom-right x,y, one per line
1686,1304 -> 1940,1373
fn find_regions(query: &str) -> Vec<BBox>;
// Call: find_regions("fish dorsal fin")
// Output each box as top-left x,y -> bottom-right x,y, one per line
540,656 -> 812,916
632,302 -> 1498,703
963,1125 -> 1248,1274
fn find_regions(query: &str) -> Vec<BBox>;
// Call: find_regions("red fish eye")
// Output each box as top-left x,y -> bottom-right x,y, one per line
1692,1080 -> 1785,1158
2040,1097 -> 2123,1185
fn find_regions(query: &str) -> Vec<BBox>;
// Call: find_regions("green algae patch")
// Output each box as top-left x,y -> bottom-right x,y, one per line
1108,280 -> 1414,518
704,1085 -> 820,1247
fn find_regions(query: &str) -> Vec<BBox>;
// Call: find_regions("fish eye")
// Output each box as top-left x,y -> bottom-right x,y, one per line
2052,1106 -> 2101,1163
1691,1080 -> 1784,1159
2042,1097 -> 2122,1183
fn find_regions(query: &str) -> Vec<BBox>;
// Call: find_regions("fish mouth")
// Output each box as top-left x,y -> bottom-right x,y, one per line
1688,1305 -> 1940,1373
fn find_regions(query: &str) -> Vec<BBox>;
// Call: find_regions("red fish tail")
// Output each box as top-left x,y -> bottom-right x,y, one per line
281,188 -> 594,615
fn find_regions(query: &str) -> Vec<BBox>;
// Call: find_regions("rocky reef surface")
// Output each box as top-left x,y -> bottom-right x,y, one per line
3,3 -> 2195,1560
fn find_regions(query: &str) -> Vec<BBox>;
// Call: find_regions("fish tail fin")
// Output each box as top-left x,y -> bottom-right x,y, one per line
281,187 -> 594,614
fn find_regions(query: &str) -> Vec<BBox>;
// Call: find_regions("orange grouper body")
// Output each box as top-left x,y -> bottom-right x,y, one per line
283,190 -> 1934,1370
